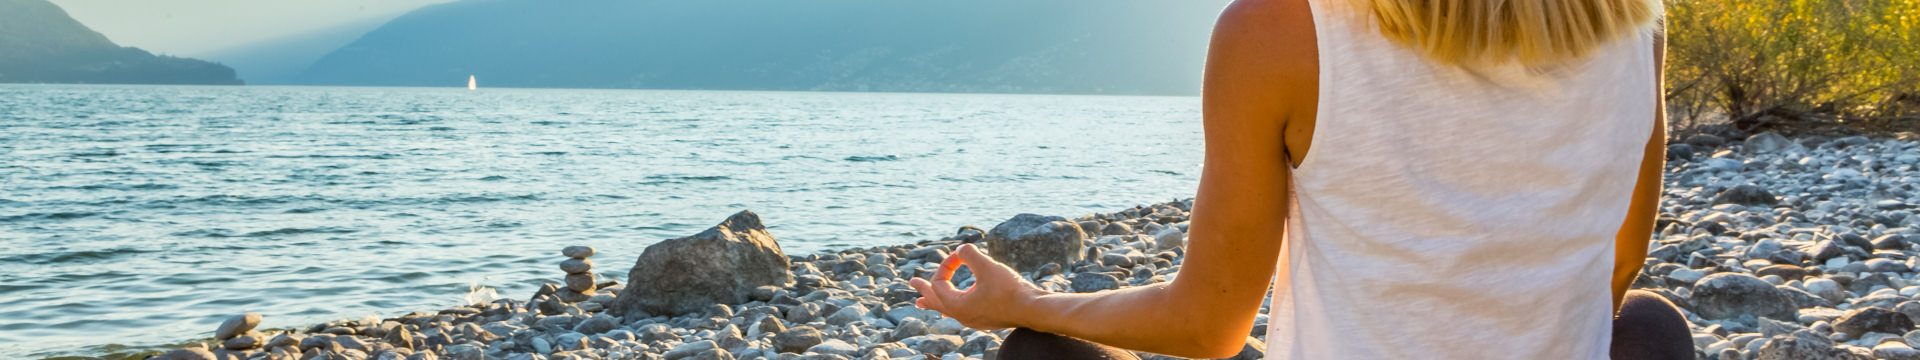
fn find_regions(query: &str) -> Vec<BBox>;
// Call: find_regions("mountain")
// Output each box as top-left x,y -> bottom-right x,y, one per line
201,15 -> 406,85
0,0 -> 241,85
298,0 -> 1228,95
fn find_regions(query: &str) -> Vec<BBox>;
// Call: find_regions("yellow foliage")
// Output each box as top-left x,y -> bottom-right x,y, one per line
1664,0 -> 1920,131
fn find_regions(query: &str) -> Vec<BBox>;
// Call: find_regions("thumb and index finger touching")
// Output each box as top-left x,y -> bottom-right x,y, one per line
910,243 -> 992,310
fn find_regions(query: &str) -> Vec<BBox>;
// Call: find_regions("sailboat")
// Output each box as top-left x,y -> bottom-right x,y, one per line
468,75 -> 477,90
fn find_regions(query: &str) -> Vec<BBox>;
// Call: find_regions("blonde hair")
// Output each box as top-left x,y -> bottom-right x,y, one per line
1361,0 -> 1661,65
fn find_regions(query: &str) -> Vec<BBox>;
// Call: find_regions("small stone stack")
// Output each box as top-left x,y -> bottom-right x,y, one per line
558,245 -> 598,302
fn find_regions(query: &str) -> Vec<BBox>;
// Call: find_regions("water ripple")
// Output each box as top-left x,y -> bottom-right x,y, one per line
0,84 -> 1202,359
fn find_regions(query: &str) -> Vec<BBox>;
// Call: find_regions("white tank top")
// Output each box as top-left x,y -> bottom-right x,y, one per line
1263,0 -> 1659,358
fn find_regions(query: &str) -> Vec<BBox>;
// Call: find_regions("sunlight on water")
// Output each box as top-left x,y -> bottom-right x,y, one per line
0,84 -> 1202,358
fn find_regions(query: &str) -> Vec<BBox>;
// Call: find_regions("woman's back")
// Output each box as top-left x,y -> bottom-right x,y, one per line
1265,0 -> 1660,357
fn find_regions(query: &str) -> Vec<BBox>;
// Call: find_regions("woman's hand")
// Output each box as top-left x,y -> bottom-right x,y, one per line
908,243 -> 1047,330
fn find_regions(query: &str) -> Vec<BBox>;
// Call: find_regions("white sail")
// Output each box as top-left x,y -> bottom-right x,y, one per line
468,75 -> 477,90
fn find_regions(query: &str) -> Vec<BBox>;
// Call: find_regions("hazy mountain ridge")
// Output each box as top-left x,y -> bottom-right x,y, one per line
0,0 -> 241,85
299,0 -> 1228,95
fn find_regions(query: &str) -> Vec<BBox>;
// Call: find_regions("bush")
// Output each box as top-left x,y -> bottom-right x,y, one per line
1664,0 -> 1919,134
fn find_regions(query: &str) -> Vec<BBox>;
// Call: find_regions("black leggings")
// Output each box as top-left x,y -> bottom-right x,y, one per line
998,290 -> 1693,360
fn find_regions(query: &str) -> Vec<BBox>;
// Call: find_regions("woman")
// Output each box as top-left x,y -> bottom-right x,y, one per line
908,0 -> 1687,357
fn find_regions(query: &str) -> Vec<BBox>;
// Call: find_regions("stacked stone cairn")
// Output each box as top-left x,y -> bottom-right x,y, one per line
560,246 -> 599,301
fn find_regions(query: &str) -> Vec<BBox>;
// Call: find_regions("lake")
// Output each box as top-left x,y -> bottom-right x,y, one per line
0,85 -> 1202,358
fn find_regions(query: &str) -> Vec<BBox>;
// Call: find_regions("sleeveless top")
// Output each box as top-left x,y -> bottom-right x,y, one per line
1263,0 -> 1659,358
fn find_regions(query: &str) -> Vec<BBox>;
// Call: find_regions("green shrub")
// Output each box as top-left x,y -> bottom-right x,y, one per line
1664,0 -> 1919,133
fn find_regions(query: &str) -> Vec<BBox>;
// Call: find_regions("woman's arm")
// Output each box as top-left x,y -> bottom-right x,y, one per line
1611,28 -> 1667,310
909,0 -> 1313,357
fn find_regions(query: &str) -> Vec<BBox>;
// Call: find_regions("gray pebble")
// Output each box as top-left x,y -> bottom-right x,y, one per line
213,313 -> 262,340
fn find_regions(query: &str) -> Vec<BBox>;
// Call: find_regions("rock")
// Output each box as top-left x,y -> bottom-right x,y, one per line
983,214 -> 1087,273
1714,185 -> 1779,206
930,317 -> 966,335
953,226 -> 986,244
1669,144 -> 1697,161
529,337 -> 553,354
574,314 -> 619,335
1705,158 -> 1744,172
1880,341 -> 1920,360
1899,302 -> 1920,323
1691,273 -> 1798,320
1868,258 -> 1911,273
1781,286 -> 1834,308
1069,272 -> 1120,293
560,258 -> 593,274
1689,134 -> 1728,148
1746,132 -> 1794,153
1756,331 -> 1861,360
666,340 -> 719,359
563,246 -> 596,259
1153,229 -> 1184,251
1756,265 -> 1809,280
774,326 -> 825,354
444,344 -> 484,360
1225,336 -> 1267,360
890,319 -> 929,341
267,333 -> 304,349
1875,235 -> 1909,250
1746,237 -> 1785,257
383,328 -> 414,350
1099,253 -> 1134,268
825,304 -> 868,326
1101,222 -> 1132,236
151,348 -> 218,360
959,334 -> 1001,357
333,335 -> 373,353
1839,233 -> 1875,250
1762,317 -> 1810,338
756,315 -> 788,335
1668,268 -> 1708,284
691,349 -> 735,360
612,210 -> 795,316
299,334 -> 334,350
913,335 -> 963,357
1809,278 -> 1848,304
1810,240 -> 1847,263
214,313 -> 263,340
566,273 -> 597,292
1835,307 -> 1916,337
222,333 -> 265,350
555,332 -> 589,351
806,339 -> 859,356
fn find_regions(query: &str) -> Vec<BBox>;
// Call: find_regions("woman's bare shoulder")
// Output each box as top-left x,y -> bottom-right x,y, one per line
1212,0 -> 1319,163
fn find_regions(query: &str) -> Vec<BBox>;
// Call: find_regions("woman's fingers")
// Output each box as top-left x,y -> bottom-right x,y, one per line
952,244 -> 994,271
909,277 -> 949,310
935,247 -> 965,281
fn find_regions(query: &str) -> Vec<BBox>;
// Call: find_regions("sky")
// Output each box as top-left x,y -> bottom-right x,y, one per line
47,0 -> 456,57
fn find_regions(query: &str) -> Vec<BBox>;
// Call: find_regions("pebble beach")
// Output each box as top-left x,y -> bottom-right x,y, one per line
122,130 -> 1920,360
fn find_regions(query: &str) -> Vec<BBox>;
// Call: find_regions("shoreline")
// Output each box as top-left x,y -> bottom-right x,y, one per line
89,131 -> 1920,360
112,200 -> 1205,360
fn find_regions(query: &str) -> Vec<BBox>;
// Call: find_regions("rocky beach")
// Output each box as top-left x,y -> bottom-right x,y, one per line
122,130 -> 1920,360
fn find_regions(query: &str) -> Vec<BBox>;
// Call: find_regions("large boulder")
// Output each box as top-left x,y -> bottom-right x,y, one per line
611,210 -> 794,316
1690,273 -> 1798,321
984,214 -> 1086,273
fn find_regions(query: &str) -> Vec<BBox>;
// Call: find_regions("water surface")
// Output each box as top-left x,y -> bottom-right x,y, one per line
0,85 -> 1201,358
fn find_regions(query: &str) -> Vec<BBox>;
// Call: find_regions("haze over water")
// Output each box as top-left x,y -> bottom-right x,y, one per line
0,85 -> 1202,358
